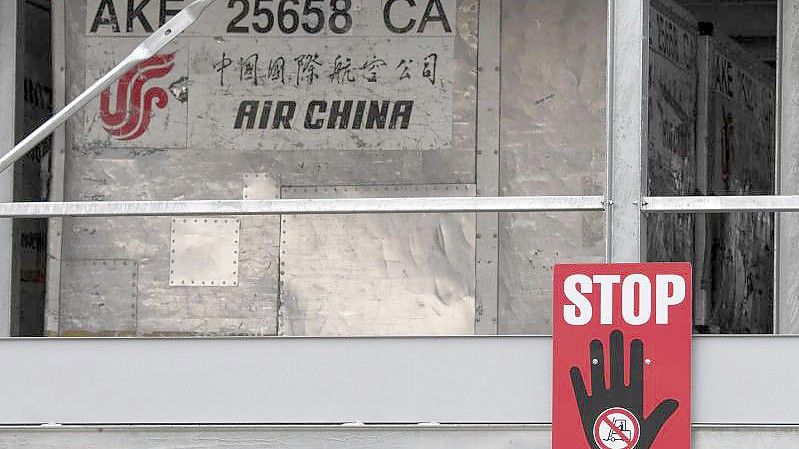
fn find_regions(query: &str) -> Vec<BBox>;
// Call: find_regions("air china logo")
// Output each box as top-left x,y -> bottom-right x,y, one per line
100,53 -> 175,141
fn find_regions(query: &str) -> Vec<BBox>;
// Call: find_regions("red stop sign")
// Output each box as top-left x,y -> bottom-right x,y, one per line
552,263 -> 692,449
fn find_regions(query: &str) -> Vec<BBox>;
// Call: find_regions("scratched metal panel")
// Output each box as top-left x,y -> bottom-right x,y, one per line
704,37 -> 775,333
60,259 -> 138,336
58,162 -> 280,336
169,217 -> 240,287
0,426 -> 797,449
53,0 -> 476,336
242,173 -> 280,200
497,0 -> 607,334
280,184 -> 476,336
646,2 -> 698,267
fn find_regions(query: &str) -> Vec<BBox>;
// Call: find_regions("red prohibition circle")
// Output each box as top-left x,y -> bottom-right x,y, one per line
592,407 -> 641,449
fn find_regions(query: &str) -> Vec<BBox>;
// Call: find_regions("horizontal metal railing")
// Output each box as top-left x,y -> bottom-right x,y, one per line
642,195 -> 799,212
0,195 -> 797,217
0,196 -> 606,217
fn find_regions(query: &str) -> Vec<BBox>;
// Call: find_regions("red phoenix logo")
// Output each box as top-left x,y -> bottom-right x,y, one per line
100,53 -> 176,141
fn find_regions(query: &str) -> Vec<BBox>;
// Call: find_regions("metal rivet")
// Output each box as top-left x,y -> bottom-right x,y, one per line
592,358 -> 599,365
645,359 -> 652,365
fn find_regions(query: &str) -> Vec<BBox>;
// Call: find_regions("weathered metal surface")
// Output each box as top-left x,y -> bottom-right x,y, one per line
169,217 -> 240,286
242,173 -> 279,200
187,37 -> 454,151
1,425 -> 798,449
60,259 -> 138,336
704,35 -> 775,333
646,1 -> 698,271
280,184 -> 476,336
53,0 -> 477,336
498,0 -> 607,333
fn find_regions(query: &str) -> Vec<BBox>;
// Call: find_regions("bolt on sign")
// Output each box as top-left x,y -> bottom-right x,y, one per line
553,263 -> 692,449
84,0 -> 456,151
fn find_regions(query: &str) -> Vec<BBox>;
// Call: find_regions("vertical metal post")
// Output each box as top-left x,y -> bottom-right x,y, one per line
474,0 -> 501,334
45,0 -> 67,336
778,0 -> 799,333
0,0 -> 17,336
606,0 -> 649,263
694,34 -> 713,327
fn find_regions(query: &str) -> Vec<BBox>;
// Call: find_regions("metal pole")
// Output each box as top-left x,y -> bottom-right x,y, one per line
474,0 -> 502,335
694,33 -> 713,327
778,0 -> 799,334
0,0 -> 16,336
643,196 -> 799,213
606,0 -> 650,262
0,196 -> 607,218
44,0 -> 67,337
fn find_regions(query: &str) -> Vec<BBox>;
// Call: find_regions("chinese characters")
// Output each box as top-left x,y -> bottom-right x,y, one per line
212,51 -> 440,88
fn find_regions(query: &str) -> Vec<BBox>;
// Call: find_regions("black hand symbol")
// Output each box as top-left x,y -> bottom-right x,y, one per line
570,330 -> 678,449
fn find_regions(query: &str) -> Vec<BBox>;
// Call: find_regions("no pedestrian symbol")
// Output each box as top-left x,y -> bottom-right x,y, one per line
593,407 -> 640,449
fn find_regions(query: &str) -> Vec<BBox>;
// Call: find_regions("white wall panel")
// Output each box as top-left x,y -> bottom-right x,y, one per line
0,336 -> 795,425
1,425 -> 796,449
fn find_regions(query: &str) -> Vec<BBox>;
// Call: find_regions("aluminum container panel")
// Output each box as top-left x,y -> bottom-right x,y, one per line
280,184 -> 476,336
54,0 -> 476,336
60,259 -> 138,336
498,0 -> 607,333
